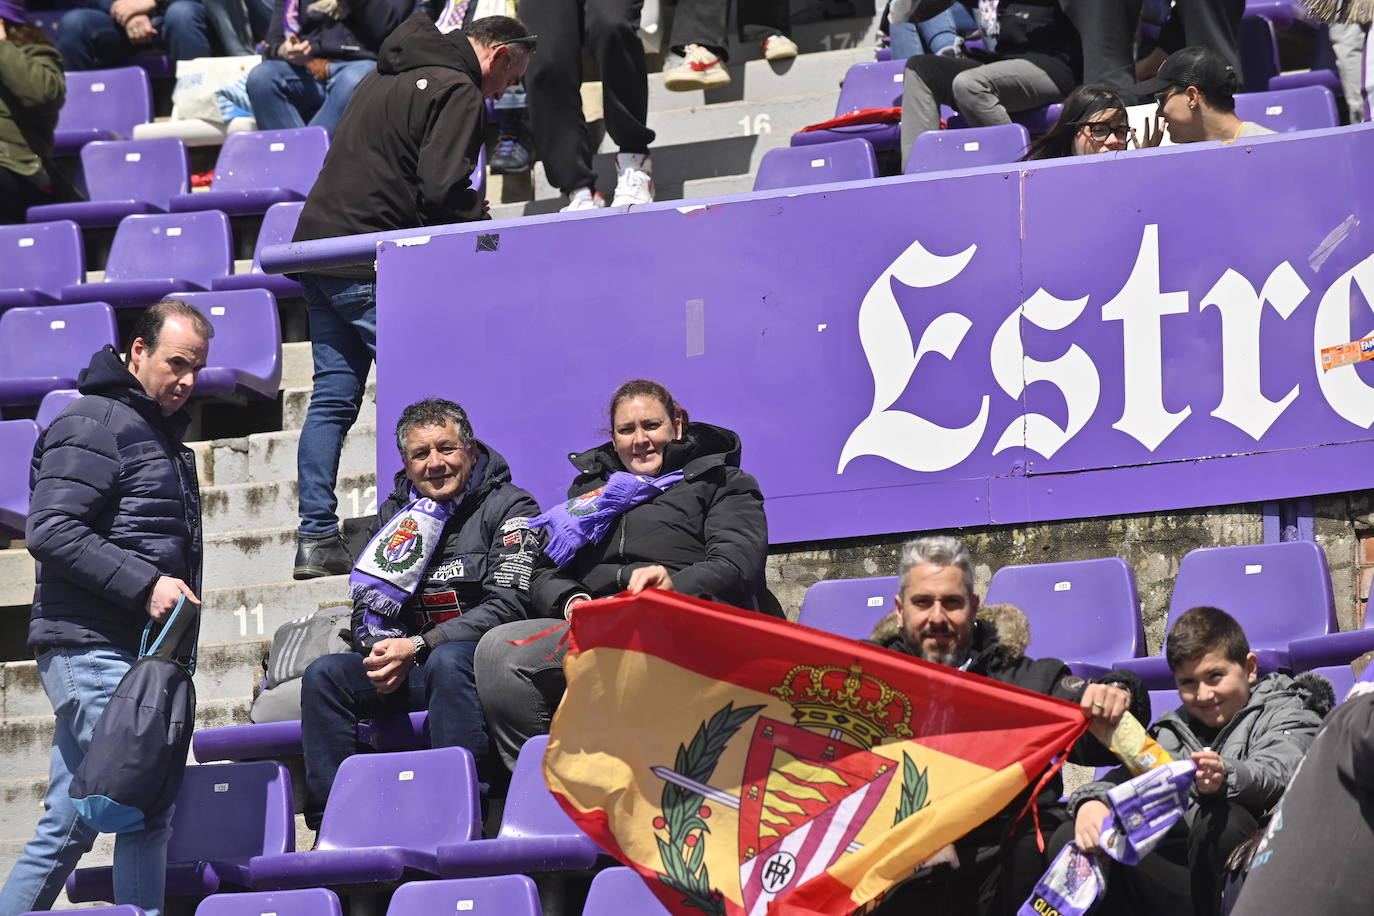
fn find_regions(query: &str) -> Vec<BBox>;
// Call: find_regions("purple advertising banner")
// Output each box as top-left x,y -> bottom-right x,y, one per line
375,125 -> 1374,544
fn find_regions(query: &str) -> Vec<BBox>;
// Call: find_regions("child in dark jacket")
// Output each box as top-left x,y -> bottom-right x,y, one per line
1055,606 -> 1326,916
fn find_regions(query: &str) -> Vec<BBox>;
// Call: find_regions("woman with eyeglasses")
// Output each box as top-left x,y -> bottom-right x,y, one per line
1024,83 -> 1135,160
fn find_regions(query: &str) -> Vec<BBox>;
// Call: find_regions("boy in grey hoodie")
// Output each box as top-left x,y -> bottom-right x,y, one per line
1054,606 -> 1327,916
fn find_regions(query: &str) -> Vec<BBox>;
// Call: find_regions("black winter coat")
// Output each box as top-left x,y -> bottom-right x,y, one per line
27,346 -> 202,654
530,423 -> 768,616
294,10 -> 487,278
351,441 -> 540,652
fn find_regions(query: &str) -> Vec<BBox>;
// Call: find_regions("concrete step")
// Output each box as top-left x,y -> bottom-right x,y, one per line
200,470 -> 377,535
718,8 -> 881,65
281,377 -> 377,432
645,45 -> 868,112
280,340 -> 314,390
190,420 -> 376,489
197,575 -> 350,646
681,172 -> 760,199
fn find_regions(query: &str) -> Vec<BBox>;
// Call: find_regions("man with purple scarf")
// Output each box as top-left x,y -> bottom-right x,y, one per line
298,397 -> 538,831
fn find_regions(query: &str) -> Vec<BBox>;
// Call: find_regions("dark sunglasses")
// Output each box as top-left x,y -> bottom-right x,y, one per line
493,34 -> 538,52
1075,121 -> 1134,142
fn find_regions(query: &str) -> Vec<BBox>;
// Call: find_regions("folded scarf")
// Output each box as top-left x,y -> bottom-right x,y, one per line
527,470 -> 685,568
350,491 -> 454,639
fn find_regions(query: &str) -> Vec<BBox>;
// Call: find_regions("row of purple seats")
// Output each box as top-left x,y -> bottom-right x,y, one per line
191,707 -> 427,764
0,420 -> 40,538
53,67 -> 152,158
1233,84 -> 1338,132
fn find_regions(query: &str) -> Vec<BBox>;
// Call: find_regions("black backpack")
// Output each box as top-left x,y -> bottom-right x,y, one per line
69,597 -> 199,833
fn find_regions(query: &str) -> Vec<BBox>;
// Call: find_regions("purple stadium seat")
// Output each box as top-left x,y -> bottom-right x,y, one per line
1114,542 -> 1337,687
248,747 -> 480,890
35,389 -> 80,429
582,867 -> 672,916
53,67 -> 153,158
1268,69 -> 1342,98
796,576 -> 898,642
175,290 -> 283,399
385,875 -> 541,916
753,138 -> 877,191
906,123 -> 1030,175
0,302 -> 118,407
27,138 -> 189,228
1244,0 -> 1309,29
0,420 -> 39,538
1288,615 -> 1374,673
1147,688 -> 1183,724
68,761 -> 295,903
1308,664 -> 1356,703
192,710 -> 429,764
0,220 -> 84,309
169,128 -> 329,216
791,59 -> 906,151
210,201 -> 305,298
985,558 -> 1144,678
58,211 -> 232,308
945,104 -> 1063,135
195,888 -> 342,916
21,908 -> 144,916
1234,85 -> 1338,132
437,734 -> 604,878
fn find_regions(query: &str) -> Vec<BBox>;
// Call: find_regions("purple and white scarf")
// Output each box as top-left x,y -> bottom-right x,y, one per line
527,470 -> 685,568
350,490 -> 454,639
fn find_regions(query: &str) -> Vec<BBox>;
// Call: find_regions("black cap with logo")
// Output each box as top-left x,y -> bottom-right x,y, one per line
1133,45 -> 1242,98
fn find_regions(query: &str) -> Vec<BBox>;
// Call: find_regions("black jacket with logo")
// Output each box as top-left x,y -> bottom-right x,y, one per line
529,423 -> 768,615
294,10 -> 487,277
350,441 -> 539,651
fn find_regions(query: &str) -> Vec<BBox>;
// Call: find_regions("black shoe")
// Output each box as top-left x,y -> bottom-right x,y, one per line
489,133 -> 532,174
293,533 -> 353,580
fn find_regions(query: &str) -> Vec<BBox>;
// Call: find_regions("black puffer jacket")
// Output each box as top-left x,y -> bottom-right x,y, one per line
27,346 -> 202,654
351,441 -> 540,651
530,422 -> 767,615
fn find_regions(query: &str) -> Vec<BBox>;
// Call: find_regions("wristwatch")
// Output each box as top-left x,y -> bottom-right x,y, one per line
410,634 -> 428,664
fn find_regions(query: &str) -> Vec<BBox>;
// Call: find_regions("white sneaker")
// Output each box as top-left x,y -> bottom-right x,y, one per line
762,34 -> 799,61
560,187 -> 607,212
663,44 -> 731,91
611,152 -> 654,207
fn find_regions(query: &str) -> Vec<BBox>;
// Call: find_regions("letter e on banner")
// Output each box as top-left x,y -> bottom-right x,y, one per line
1315,253 -> 1374,428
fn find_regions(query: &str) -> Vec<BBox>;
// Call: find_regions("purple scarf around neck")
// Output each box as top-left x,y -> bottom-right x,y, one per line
527,469 -> 685,568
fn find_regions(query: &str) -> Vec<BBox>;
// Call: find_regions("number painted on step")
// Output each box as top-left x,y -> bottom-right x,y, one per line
738,113 -> 772,136
234,603 -> 265,637
819,33 -> 855,51
344,485 -> 378,518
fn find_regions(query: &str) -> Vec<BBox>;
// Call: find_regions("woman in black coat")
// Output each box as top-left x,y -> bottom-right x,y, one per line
474,378 -> 768,771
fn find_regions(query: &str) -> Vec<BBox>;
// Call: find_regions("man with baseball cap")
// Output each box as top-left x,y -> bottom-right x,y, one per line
1137,45 -> 1275,145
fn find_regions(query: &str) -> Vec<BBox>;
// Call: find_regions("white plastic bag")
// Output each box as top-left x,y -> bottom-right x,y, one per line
171,55 -> 262,124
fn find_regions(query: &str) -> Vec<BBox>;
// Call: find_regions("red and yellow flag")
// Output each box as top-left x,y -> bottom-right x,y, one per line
543,590 -> 1089,916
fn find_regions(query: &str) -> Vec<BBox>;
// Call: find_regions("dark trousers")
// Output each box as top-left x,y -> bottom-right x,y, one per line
520,0 -> 655,194
299,641 -> 487,829
0,167 -> 55,224
668,0 -> 791,59
1047,799 -> 1259,916
1058,0 -> 1245,100
55,1 -> 212,71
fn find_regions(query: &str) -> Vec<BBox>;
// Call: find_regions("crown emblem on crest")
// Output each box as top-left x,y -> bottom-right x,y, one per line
770,664 -> 914,750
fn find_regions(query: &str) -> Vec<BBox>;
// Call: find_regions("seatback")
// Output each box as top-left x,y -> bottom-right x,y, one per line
168,762 -> 294,865
796,576 -> 899,641
985,558 -> 1144,664
498,734 -> 593,841
906,124 -> 1031,174
252,202 -> 306,271
1308,664 -> 1355,704
833,60 -> 907,115
582,867 -> 673,916
81,138 -> 189,209
212,128 -> 330,195
1234,86 -> 1338,132
0,420 -> 40,534
176,289 -> 283,393
0,220 -> 84,296
316,747 -> 481,851
195,888 -> 343,916
0,303 -> 118,381
1165,542 -> 1337,648
754,139 -> 878,191
35,390 -> 81,429
105,211 -> 232,285
384,875 -> 541,916
1147,688 -> 1183,725
56,67 -> 152,141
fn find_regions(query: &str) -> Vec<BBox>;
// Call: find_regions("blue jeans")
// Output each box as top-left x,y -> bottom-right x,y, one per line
0,648 -> 174,916
56,1 -> 211,70
245,59 -> 376,134
203,0 -> 273,55
889,3 -> 979,58
299,641 -> 487,829
296,274 -> 375,540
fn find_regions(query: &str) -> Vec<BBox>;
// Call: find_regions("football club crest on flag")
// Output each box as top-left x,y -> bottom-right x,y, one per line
543,591 -> 1090,916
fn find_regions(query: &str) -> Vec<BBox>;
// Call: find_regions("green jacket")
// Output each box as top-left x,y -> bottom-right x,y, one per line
0,39 -> 64,178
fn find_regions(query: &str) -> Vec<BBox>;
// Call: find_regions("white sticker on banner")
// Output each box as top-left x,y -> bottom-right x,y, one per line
457,902 -> 474,911
211,306 -> 226,316
91,82 -> 106,92
214,783 -> 229,792
398,770 -> 414,781
50,320 -> 65,329
18,238 -> 33,247
811,158 -> 825,167
1054,581 -> 1071,591
1266,106 -> 1283,115
866,596 -> 884,607
125,152 -> 142,162
270,142 -> 285,151
261,912 -> 278,916
963,141 -> 981,151
166,227 -> 181,237
1245,564 -> 1263,574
